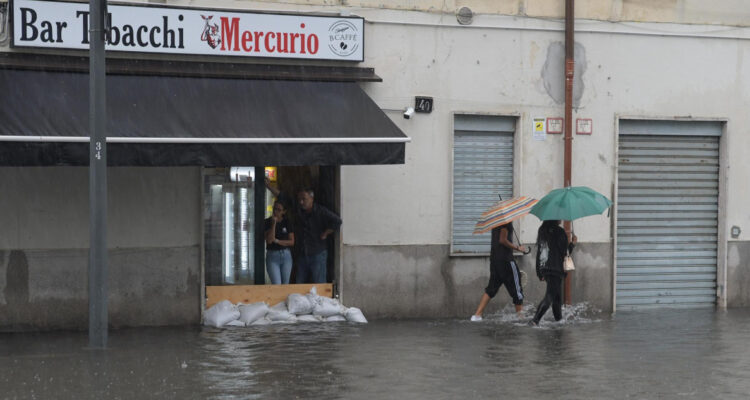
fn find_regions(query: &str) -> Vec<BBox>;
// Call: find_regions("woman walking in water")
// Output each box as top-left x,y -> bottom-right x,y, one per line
530,220 -> 576,325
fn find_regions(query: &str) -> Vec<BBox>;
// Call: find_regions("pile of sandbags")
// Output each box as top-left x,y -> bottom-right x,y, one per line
203,287 -> 367,327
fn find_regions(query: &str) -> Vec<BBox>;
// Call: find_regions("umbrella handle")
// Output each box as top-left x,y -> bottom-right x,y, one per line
511,226 -> 529,255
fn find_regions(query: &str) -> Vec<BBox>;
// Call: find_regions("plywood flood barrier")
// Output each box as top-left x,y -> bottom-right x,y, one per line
205,284 -> 333,308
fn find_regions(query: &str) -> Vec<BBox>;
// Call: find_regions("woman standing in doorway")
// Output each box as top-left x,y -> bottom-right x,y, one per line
264,201 -> 295,284
530,220 -> 576,325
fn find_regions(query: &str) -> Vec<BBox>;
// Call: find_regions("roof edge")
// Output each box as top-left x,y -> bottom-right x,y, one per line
0,52 -> 382,82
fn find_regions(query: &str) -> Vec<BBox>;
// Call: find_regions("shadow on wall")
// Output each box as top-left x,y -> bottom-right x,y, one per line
4,250 -> 30,311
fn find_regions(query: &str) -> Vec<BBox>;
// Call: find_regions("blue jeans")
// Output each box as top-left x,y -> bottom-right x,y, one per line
266,248 -> 292,284
296,250 -> 327,283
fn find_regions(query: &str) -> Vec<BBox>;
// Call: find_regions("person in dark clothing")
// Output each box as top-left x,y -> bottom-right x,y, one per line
264,201 -> 295,284
530,220 -> 576,325
471,222 -> 527,321
265,179 -> 342,283
294,188 -> 342,283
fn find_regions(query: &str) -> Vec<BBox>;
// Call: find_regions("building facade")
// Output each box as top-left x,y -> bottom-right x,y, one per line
1,0 -> 749,330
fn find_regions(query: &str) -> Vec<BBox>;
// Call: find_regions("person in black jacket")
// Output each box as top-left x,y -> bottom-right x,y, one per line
530,220 -> 576,325
265,179 -> 342,284
470,222 -> 528,321
294,188 -> 342,283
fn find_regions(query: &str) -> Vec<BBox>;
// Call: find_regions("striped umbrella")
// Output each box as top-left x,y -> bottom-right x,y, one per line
473,196 -> 538,235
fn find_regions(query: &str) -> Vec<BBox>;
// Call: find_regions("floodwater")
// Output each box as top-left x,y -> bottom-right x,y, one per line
2,306 -> 750,400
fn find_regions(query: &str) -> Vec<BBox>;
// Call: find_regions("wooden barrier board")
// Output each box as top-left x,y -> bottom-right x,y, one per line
206,284 -> 333,308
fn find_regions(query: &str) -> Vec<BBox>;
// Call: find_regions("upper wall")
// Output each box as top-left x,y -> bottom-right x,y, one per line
175,0 -> 750,27
339,12 -> 750,246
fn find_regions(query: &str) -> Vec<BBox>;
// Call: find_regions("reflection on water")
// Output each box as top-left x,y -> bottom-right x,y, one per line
2,307 -> 750,399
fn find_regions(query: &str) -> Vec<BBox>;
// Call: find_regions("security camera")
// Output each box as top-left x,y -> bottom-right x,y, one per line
403,107 -> 415,119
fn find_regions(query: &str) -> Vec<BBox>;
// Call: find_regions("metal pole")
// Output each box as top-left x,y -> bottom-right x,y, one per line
563,0 -> 574,305
88,0 -> 108,348
254,167 -> 266,285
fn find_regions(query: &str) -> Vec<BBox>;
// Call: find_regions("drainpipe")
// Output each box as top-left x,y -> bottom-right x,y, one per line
563,0 -> 574,305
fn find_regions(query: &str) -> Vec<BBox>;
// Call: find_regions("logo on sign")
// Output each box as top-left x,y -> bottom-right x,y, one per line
328,20 -> 358,57
200,15 -> 222,49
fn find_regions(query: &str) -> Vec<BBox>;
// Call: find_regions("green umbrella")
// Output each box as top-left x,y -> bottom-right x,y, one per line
529,186 -> 612,221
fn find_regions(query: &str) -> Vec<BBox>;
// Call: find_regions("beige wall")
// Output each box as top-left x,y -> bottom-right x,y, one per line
152,0 -> 750,27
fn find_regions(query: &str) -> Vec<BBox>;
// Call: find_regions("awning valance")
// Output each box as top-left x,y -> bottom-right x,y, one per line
0,68 -> 408,166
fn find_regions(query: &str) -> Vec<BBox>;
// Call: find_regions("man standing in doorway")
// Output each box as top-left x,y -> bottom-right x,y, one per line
294,188 -> 342,283
265,179 -> 342,284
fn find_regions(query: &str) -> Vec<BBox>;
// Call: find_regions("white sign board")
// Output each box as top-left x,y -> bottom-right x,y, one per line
532,117 -> 546,141
576,118 -> 593,135
11,0 -> 364,61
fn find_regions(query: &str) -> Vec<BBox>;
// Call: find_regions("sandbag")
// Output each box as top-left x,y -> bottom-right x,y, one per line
203,300 -> 241,327
225,320 -> 246,327
313,297 -> 345,317
267,308 -> 296,322
251,318 -> 271,326
325,315 -> 347,322
345,307 -> 368,323
238,302 -> 269,325
287,293 -> 314,315
296,314 -> 322,323
306,288 -> 321,308
270,302 -> 288,312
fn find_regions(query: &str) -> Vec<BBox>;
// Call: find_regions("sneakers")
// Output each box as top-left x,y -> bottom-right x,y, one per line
470,315 -> 482,322
528,319 -> 539,326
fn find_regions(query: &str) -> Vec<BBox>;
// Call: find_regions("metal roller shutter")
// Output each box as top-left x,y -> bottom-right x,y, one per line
616,121 -> 720,310
452,115 -> 515,254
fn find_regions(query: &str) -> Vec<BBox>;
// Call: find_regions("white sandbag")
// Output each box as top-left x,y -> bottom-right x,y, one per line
203,300 -> 241,327
313,297 -> 345,317
225,320 -> 246,327
270,302 -> 288,312
270,319 -> 297,324
306,289 -> 321,308
287,293 -> 315,315
250,318 -> 271,326
345,307 -> 368,323
325,315 -> 347,322
267,309 -> 296,322
296,314 -> 322,323
238,302 -> 269,325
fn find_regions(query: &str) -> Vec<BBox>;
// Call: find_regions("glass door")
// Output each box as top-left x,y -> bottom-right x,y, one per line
204,167 -> 256,285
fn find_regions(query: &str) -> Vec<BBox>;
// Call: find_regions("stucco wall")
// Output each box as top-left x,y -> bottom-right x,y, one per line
0,167 -> 202,331
342,243 -> 612,318
727,241 -> 750,308
1,1 -> 749,320
343,13 -> 750,244
340,9 -> 750,310
144,0 -> 750,27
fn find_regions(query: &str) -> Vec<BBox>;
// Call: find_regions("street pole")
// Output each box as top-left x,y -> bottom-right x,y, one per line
563,0 -> 575,305
88,0 -> 108,348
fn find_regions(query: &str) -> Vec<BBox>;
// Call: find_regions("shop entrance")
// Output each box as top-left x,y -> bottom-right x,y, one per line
203,166 -> 339,306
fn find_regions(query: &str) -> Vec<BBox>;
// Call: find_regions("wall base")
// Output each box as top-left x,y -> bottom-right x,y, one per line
0,246 -> 200,332
342,243 -> 613,319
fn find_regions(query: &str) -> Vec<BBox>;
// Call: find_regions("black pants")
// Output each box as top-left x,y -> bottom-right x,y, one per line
484,260 -> 524,305
533,275 -> 563,323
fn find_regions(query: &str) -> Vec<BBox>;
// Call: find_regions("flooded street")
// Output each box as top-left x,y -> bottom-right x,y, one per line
2,306 -> 750,399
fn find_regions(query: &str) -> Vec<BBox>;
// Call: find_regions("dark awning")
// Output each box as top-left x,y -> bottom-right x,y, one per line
0,68 -> 408,166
